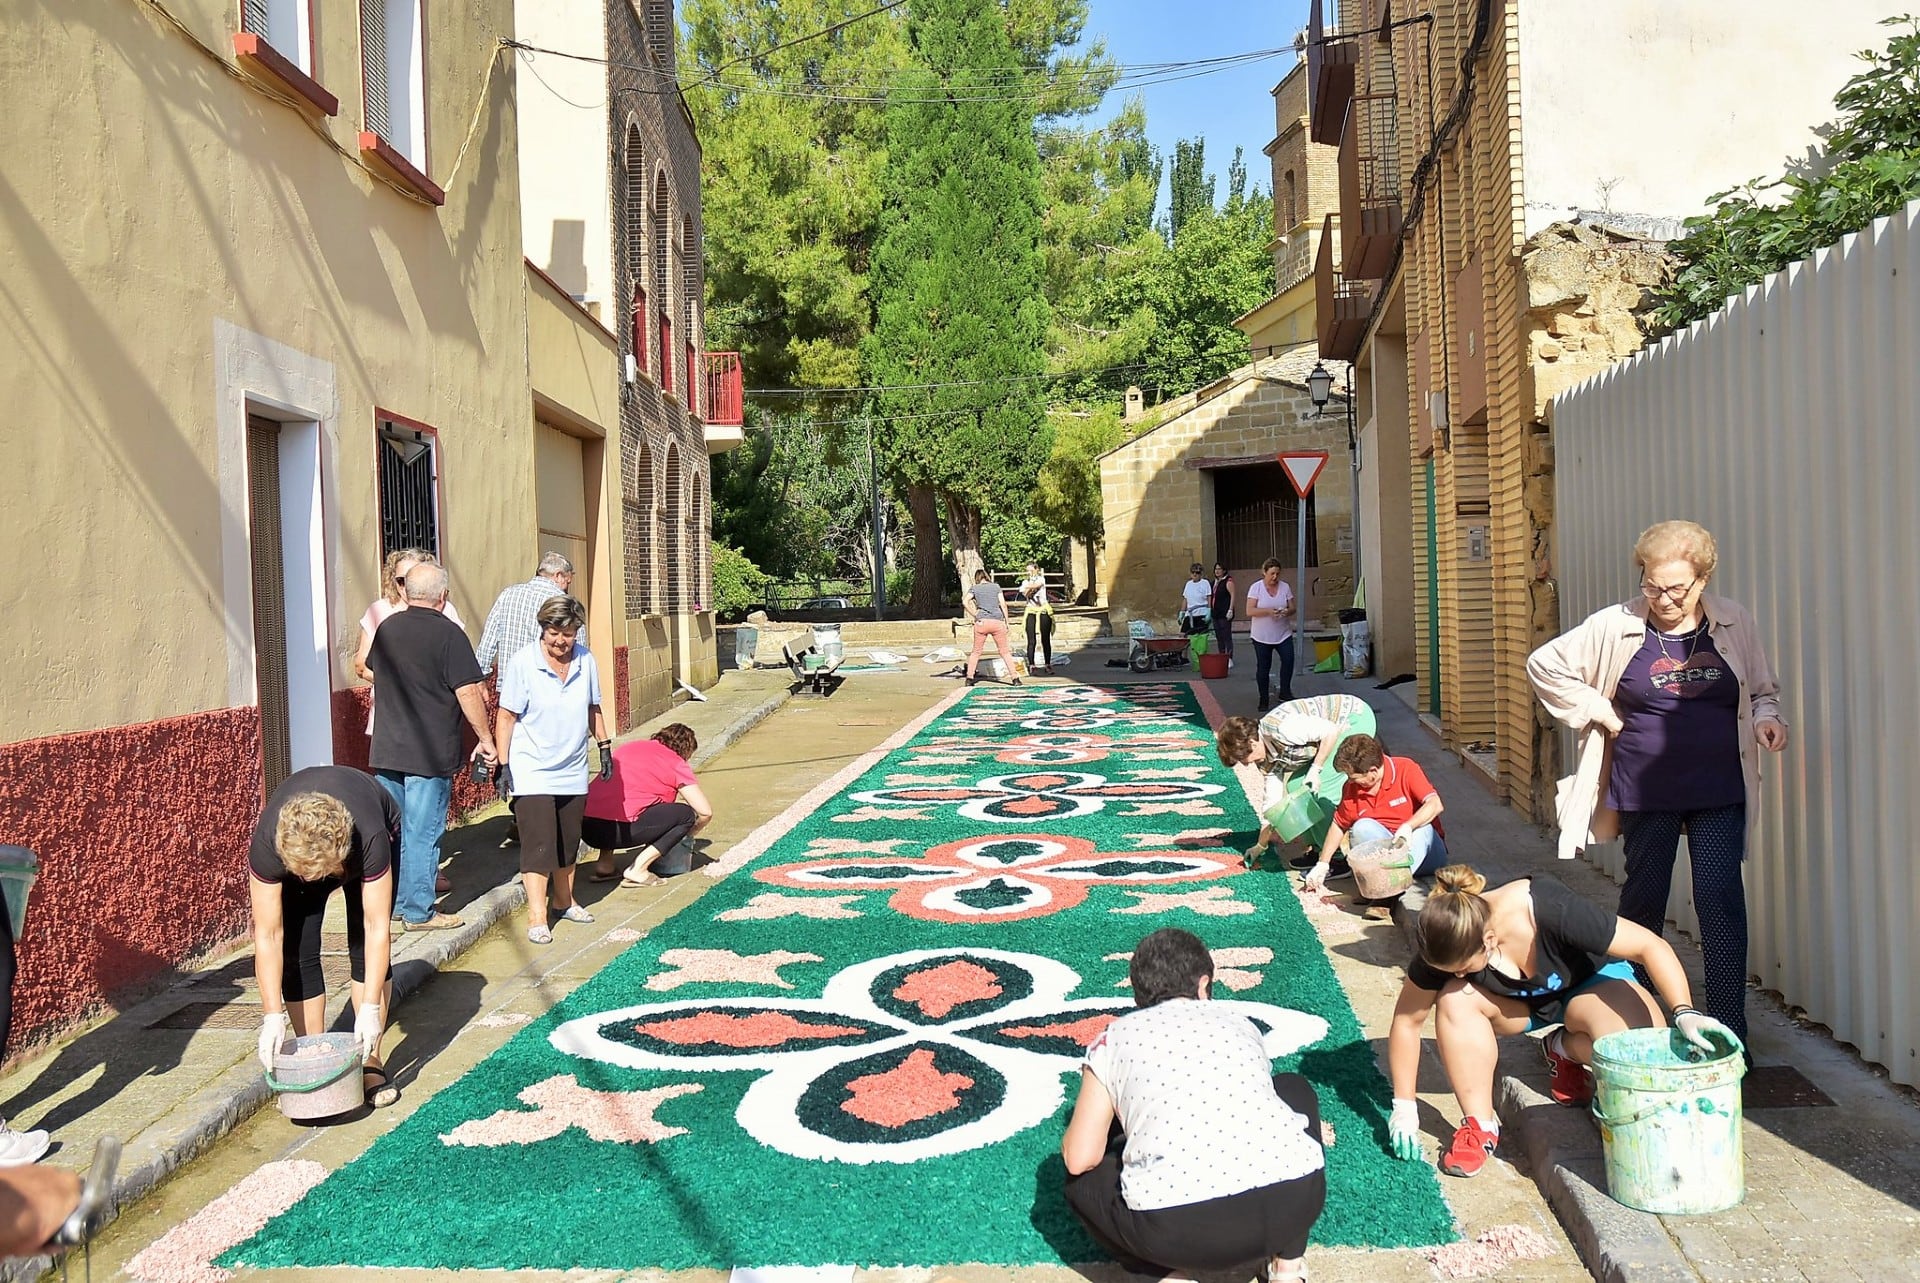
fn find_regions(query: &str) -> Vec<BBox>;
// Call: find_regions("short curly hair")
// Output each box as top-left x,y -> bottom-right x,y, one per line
653,723 -> 698,760
1633,520 -> 1719,580
1333,733 -> 1385,776
1215,716 -> 1260,766
1129,928 -> 1215,1008
275,793 -> 354,881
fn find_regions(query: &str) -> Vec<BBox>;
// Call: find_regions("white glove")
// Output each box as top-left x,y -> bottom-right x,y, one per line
354,1003 -> 384,1062
1389,1098 -> 1422,1161
258,1010 -> 292,1073
1243,840 -> 1268,863
1673,1008 -> 1735,1058
1302,861 -> 1332,893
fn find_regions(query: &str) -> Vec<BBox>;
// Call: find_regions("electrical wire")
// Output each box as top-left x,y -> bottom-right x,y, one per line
742,339 -> 1306,399
688,0 -> 909,88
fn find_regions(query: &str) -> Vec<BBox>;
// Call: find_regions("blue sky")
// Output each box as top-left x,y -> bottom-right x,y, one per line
1076,0 -> 1312,210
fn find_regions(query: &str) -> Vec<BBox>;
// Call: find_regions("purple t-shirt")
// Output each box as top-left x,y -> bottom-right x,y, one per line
1606,623 -> 1744,813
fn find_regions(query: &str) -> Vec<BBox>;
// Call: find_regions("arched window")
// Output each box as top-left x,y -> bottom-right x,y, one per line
688,467 -> 706,609
623,439 -> 655,616
1283,169 -> 1298,231
646,0 -> 674,73
624,126 -> 649,376
662,444 -> 685,613
682,214 -> 700,416
652,170 -> 673,396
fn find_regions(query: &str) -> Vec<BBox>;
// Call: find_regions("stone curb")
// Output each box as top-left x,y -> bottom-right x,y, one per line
1496,1074 -> 1702,1283
16,689 -> 792,1281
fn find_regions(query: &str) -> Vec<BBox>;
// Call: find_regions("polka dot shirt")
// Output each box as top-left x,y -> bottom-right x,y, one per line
1083,998 -> 1324,1210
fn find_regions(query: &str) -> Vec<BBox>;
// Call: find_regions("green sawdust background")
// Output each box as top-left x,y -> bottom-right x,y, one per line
228,684 -> 1454,1272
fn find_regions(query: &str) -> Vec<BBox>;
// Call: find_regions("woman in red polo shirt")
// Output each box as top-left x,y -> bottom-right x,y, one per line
583,723 -> 714,888
1302,735 -> 1446,893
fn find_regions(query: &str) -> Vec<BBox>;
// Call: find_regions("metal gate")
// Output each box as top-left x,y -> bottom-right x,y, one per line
1214,463 -> 1318,570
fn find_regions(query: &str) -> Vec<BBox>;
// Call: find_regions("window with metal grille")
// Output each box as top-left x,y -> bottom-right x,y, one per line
1213,463 -> 1320,573
662,446 -> 685,613
377,418 -> 439,557
360,0 -> 426,165
242,0 -> 310,70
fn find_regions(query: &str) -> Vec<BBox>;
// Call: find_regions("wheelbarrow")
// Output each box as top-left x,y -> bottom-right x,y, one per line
1128,634 -> 1193,673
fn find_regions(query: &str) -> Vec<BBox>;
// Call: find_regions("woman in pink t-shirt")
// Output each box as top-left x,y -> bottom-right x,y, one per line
584,723 -> 714,888
1243,558 -> 1296,711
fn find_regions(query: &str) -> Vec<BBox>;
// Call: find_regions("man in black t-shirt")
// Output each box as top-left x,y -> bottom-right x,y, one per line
366,563 -> 497,929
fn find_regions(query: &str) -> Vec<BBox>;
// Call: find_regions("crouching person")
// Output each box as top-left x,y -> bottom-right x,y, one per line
250,766 -> 399,1108
1062,929 -> 1325,1283
1386,865 -> 1732,1178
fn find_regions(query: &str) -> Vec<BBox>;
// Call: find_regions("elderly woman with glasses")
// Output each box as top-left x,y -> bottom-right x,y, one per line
1527,520 -> 1787,1053
495,595 -> 608,945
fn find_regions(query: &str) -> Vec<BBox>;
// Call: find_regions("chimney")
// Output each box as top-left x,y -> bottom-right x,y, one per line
1123,386 -> 1144,424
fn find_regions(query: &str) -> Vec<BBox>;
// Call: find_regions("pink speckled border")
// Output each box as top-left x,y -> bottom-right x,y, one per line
1188,678 -> 1230,731
701,686 -> 973,880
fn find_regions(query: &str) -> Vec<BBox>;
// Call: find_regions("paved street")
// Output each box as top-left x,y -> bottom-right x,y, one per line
11,659 -> 1919,1281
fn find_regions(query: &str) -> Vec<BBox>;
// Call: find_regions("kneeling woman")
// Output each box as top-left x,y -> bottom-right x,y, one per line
1062,929 -> 1324,1283
1387,865 -> 1732,1179
250,765 -> 398,1107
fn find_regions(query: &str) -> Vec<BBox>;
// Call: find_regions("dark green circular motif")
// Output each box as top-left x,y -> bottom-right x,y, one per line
796,1041 -> 1007,1144
869,954 -> 1036,1026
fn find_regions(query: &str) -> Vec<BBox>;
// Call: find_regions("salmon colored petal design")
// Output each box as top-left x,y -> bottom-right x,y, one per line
891,959 -> 1004,1020
838,1047 -> 975,1127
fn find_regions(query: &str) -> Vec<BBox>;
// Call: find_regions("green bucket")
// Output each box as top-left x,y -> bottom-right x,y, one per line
1590,1026 -> 1747,1214
0,846 -> 37,938
1262,779 -> 1334,846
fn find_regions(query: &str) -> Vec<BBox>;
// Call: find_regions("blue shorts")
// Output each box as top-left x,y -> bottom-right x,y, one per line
1525,959 -> 1641,1032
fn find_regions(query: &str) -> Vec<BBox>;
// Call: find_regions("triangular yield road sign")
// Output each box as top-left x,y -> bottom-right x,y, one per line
1279,450 -> 1329,498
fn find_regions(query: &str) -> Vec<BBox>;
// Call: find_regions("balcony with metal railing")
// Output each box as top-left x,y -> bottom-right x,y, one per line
1338,89 -> 1402,280
1307,0 -> 1356,147
1315,215 -> 1371,361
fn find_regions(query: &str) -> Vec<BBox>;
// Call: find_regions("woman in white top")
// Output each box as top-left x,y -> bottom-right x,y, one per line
1062,929 -> 1324,1283
1177,563 -> 1213,636
1244,557 -> 1297,710
1019,561 -> 1055,674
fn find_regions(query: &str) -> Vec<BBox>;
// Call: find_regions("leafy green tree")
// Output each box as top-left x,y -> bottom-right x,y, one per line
1031,405 -> 1124,597
710,542 -> 772,620
1164,136 -> 1213,241
865,0 -> 1053,601
1653,17 -> 1920,330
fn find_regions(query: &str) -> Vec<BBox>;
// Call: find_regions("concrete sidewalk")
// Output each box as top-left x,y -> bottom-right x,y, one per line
1314,673 -> 1920,1283
0,666 -> 797,1281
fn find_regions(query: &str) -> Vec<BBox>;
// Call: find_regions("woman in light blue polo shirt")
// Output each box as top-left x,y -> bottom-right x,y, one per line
495,596 -> 609,944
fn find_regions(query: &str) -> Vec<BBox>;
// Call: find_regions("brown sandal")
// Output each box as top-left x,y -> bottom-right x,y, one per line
363,1067 -> 400,1109
589,861 -> 626,882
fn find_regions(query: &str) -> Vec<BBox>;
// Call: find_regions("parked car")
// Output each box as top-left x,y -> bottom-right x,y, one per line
797,596 -> 853,610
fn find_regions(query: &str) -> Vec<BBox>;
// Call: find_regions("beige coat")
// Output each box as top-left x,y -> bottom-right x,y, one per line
1527,594 -> 1785,860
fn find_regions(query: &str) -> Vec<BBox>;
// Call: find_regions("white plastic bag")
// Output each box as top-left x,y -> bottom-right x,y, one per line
1341,620 -> 1372,678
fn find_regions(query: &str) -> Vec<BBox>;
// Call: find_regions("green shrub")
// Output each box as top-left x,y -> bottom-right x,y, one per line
711,542 -> 771,622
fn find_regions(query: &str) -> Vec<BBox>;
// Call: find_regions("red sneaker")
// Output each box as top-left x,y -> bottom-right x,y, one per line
1440,1118 -> 1498,1178
1544,1035 -> 1594,1106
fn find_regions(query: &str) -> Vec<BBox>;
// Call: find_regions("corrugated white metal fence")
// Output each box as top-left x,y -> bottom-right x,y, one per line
1552,199 -> 1920,1087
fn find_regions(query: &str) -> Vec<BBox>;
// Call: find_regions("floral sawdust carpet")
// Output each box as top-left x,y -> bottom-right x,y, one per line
226,683 -> 1453,1272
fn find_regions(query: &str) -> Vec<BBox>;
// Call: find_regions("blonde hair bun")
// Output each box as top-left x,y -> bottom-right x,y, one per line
1433,864 -> 1487,897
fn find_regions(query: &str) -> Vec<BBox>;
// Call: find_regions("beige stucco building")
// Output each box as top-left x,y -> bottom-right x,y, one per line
1098,349 -> 1353,636
1310,0 -> 1896,814
1234,61 -> 1342,356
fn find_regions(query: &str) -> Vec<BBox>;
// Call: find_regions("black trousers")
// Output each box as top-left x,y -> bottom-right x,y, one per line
0,903 -> 15,1056
1064,1073 -> 1326,1275
1253,636 -> 1296,707
1025,612 -> 1054,667
280,878 -> 369,1003
583,802 -> 699,861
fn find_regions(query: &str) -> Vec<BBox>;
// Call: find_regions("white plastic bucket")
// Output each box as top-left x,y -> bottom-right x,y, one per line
1590,1026 -> 1747,1213
811,623 -> 844,664
267,1033 -> 365,1121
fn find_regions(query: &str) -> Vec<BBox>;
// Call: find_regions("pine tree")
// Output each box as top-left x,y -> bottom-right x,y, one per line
865,0 -> 1052,603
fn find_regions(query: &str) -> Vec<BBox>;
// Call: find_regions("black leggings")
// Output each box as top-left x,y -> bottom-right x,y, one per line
1025,612 -> 1054,667
582,802 -> 698,861
281,879 -> 370,1003
1619,804 -> 1750,1041
1064,1073 -> 1326,1275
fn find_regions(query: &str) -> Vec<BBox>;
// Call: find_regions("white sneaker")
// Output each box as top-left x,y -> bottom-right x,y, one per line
0,1123 -> 50,1166
559,904 -> 594,924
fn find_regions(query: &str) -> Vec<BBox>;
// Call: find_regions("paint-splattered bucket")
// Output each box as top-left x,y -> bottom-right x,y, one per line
266,1034 -> 365,1121
0,846 -> 37,938
1590,1026 -> 1746,1213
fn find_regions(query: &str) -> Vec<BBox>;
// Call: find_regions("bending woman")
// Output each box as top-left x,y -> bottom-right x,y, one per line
1217,693 -> 1376,866
249,765 -> 398,1107
585,723 -> 714,887
1386,865 -> 1732,1179
1063,929 -> 1324,1283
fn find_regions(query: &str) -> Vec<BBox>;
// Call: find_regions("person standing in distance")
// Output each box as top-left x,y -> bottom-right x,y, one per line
1210,562 -> 1236,671
1177,564 -> 1212,638
1019,561 -> 1055,675
963,569 -> 1019,686
249,766 -> 400,1106
367,562 -> 497,930
475,551 -> 575,677
1244,558 -> 1296,710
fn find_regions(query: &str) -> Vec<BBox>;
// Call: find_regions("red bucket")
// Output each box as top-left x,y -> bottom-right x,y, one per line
1197,652 -> 1229,680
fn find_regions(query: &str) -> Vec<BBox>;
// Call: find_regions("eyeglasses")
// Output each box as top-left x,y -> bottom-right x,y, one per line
1640,577 -> 1699,602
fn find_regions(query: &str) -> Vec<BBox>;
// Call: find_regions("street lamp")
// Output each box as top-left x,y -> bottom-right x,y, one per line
1306,361 -> 1333,414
